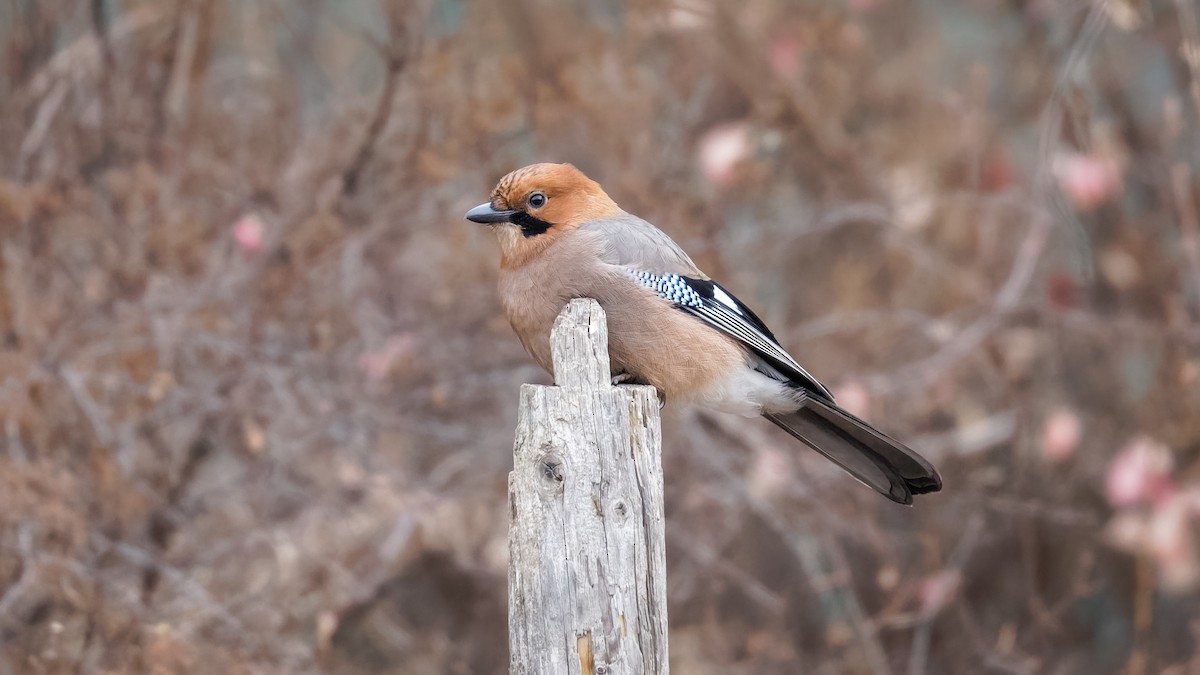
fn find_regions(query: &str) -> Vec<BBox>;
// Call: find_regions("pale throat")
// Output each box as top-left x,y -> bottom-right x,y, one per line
495,225 -> 560,270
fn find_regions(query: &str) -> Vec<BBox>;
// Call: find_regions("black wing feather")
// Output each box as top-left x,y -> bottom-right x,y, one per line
676,276 -> 835,402
676,278 -> 780,342
766,394 -> 942,504
622,268 -> 942,503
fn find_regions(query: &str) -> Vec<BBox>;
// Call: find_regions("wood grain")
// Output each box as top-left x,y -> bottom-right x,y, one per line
509,299 -> 669,675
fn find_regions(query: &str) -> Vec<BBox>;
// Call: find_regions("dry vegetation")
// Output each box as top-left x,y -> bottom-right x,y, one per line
2,0 -> 1200,673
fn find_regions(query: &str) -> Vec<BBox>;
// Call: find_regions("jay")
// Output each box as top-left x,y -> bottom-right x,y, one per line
466,163 -> 941,504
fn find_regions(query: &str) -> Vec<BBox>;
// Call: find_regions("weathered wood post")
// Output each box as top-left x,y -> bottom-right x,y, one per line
508,299 -> 669,675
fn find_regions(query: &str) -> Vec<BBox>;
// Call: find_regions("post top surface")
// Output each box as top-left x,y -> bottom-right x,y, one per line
550,299 -> 611,389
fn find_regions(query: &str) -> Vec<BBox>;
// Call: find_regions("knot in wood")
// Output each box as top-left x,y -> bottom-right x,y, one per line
540,456 -> 564,483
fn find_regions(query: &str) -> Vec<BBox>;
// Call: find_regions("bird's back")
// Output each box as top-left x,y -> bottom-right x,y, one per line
580,212 -> 707,277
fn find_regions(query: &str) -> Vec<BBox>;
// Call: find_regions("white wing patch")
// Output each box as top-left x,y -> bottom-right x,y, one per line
625,266 -> 836,402
711,286 -> 743,315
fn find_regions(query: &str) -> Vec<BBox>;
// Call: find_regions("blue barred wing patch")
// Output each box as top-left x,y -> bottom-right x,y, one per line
625,267 -> 836,401
630,271 -> 704,308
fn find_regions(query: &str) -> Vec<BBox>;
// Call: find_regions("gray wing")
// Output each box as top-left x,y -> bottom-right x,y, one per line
585,212 -> 835,400
580,213 -> 708,279
657,273 -> 835,401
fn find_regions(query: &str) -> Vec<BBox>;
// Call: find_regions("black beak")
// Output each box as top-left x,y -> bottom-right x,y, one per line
465,202 -> 516,224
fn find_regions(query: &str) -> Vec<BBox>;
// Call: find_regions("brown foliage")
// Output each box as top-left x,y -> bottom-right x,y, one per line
1,0 -> 1199,673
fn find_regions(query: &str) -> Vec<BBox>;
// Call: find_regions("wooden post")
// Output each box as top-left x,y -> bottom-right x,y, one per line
508,299 -> 669,675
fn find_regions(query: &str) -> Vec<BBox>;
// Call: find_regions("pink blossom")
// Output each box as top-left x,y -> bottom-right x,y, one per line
1105,436 -> 1174,508
697,122 -> 751,187
833,380 -> 871,419
1053,152 -> 1122,212
1045,273 -> 1077,309
918,569 -> 961,618
747,445 -> 792,500
1040,408 -> 1081,463
663,1 -> 708,31
358,334 -> 417,381
1105,489 -> 1200,593
1104,512 -> 1146,552
981,155 -> 1016,192
1148,492 -> 1200,592
769,38 -> 801,79
232,214 -> 265,253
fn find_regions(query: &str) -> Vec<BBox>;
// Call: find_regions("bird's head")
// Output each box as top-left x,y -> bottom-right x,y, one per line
465,163 -> 621,268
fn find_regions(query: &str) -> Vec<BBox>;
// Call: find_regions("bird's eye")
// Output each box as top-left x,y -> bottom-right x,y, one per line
527,192 -> 547,209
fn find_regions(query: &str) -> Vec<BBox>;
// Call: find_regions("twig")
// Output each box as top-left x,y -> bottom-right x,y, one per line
341,57 -> 404,196
1169,163 -> 1200,319
95,535 -> 247,634
1036,2 -> 1110,275
91,0 -> 115,72
776,203 -> 991,299
341,7 -> 412,198
1173,0 -> 1200,128
666,525 -> 787,617
0,552 -> 38,622
5,415 -> 29,462
22,4 -> 170,102
788,308 -> 945,344
982,496 -> 1099,528
859,0 -> 1108,393
16,81 -> 67,179
906,514 -> 984,675
164,4 -> 201,129
865,214 -> 1050,394
59,364 -> 115,448
1053,307 -> 1200,344
903,410 -> 1017,460
1129,553 -> 1154,675
688,411 -> 894,675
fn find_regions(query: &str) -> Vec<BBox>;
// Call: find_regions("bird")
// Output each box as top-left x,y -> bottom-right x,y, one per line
465,163 -> 942,504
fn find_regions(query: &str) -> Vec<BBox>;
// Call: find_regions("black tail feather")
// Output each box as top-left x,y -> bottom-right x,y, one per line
765,395 -> 942,505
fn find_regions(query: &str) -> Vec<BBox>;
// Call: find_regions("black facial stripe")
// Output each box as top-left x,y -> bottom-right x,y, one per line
510,211 -> 553,238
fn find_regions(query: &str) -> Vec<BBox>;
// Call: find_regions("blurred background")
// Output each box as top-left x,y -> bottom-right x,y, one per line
1,0 -> 1199,673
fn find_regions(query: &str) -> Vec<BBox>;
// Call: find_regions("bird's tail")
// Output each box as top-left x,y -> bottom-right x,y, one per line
764,394 -> 942,505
